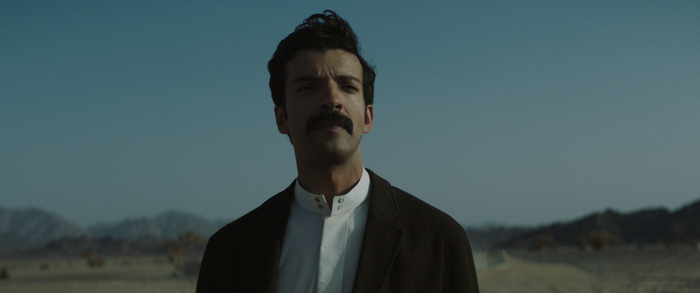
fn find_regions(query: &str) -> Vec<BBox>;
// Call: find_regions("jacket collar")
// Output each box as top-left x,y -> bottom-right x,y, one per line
352,169 -> 404,292
239,181 -> 294,293
238,170 -> 404,292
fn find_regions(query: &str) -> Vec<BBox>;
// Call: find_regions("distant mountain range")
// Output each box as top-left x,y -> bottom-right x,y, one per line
0,207 -> 88,255
495,198 -> 700,250
2,197 -> 699,256
0,208 -> 230,256
87,211 -> 230,241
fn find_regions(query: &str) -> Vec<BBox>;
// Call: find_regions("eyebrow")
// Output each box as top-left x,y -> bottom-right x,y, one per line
291,75 -> 361,84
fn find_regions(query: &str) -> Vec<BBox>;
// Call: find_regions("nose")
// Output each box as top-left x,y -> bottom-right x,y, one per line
319,82 -> 343,111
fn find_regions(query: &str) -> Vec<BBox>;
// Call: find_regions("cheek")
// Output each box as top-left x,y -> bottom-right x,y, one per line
285,109 -> 309,129
285,100 -> 309,116
287,107 -> 304,119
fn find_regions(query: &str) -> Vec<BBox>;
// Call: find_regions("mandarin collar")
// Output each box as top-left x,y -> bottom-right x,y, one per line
294,168 -> 370,218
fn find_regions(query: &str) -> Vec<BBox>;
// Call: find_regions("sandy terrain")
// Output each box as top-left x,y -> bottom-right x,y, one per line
508,247 -> 700,293
0,256 -> 196,293
1,249 -> 699,293
474,252 -> 607,293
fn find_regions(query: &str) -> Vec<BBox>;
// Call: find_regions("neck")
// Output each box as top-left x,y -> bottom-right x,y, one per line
296,154 -> 364,204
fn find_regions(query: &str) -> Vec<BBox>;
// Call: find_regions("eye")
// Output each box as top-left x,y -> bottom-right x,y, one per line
296,85 -> 315,93
341,84 -> 359,93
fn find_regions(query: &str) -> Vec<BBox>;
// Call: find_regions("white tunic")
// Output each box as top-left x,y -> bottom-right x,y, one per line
276,168 -> 370,293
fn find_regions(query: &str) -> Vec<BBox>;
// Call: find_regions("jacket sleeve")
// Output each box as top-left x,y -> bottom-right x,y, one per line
196,231 -> 241,293
196,235 -> 222,293
443,231 -> 480,292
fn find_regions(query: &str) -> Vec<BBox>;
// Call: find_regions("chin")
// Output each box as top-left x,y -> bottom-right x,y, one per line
310,143 -> 358,165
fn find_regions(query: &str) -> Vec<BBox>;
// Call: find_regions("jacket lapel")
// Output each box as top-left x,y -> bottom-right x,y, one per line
352,170 -> 404,293
239,182 -> 295,293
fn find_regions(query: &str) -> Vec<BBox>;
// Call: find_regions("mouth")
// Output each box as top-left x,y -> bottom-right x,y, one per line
313,121 -> 346,130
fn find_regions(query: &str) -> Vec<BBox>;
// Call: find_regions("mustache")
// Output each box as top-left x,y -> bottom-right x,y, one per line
305,110 -> 354,135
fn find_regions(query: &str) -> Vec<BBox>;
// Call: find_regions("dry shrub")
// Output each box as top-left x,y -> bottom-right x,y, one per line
83,252 -> 106,268
167,246 -> 186,271
683,236 -> 699,248
121,259 -> 132,266
167,230 -> 205,272
589,230 -> 621,250
0,267 -> 10,279
574,235 -> 589,251
528,234 -> 557,251
87,257 -> 106,268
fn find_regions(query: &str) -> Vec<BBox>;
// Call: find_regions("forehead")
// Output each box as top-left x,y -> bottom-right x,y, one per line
284,49 -> 363,84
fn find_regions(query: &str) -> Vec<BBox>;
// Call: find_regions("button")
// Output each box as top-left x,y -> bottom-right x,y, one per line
314,198 -> 321,203
338,198 -> 344,203
317,204 -> 324,210
337,205 -> 343,210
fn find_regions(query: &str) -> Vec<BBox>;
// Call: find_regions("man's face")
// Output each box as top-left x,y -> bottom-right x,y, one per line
274,49 -> 373,164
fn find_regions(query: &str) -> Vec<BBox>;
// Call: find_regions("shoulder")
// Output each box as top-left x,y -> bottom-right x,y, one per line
207,182 -> 295,246
367,170 -> 467,240
392,185 -> 468,240
364,170 -> 478,289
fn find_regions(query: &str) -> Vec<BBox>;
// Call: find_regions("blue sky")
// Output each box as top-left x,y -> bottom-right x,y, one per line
2,1 -> 699,227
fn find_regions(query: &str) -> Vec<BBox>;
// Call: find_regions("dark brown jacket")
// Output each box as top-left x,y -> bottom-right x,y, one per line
196,169 -> 479,292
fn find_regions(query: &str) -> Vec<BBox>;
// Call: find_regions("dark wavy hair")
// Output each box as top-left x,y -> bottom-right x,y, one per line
267,10 -> 375,109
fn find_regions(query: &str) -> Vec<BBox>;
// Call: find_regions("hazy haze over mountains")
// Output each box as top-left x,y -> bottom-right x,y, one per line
87,210 -> 228,241
2,197 -> 699,255
499,198 -> 700,249
0,208 -> 230,255
0,207 -> 87,243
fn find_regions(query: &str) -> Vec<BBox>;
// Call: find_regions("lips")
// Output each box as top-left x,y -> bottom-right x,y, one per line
314,121 -> 346,129
306,110 -> 354,135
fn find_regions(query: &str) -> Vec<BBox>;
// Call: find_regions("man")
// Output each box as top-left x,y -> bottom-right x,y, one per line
196,10 -> 479,293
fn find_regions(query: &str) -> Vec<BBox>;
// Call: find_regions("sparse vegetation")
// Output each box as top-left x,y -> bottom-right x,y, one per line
0,267 -> 9,279
588,231 -> 620,250
153,257 -> 166,265
121,258 -> 132,266
83,251 -> 106,268
572,231 -> 622,251
574,235 -> 589,251
166,230 -> 204,272
527,234 -> 557,251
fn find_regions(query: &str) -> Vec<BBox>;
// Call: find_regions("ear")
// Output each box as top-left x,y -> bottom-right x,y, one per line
274,106 -> 289,134
363,104 -> 374,133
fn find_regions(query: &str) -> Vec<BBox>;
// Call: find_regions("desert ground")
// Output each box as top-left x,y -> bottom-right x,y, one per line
1,248 -> 699,293
0,255 -> 197,293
